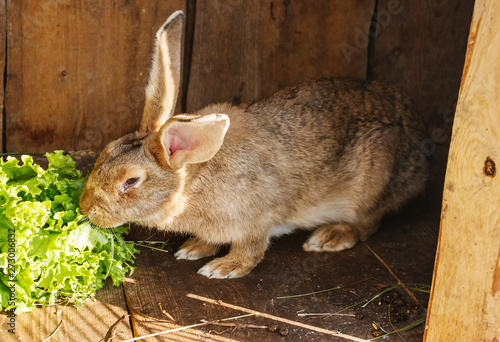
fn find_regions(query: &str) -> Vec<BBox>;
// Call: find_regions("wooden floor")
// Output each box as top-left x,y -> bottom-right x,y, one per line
1,148 -> 447,342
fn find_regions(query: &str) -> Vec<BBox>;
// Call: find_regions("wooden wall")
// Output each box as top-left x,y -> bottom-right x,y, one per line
3,0 -> 184,153
373,0 -> 475,142
186,0 -> 372,112
0,0 -> 473,157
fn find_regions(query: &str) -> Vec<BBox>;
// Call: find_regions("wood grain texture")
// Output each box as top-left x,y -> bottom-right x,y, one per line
424,1 -> 500,341
0,281 -> 132,342
372,0 -> 474,144
186,0 -> 374,112
5,0 -> 185,153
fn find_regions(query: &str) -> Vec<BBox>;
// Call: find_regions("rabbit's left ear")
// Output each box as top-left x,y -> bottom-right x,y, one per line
140,11 -> 184,134
149,114 -> 230,170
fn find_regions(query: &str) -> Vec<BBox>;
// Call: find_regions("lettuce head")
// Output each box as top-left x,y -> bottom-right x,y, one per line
0,151 -> 138,314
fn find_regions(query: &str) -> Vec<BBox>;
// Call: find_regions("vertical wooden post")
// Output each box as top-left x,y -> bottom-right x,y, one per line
424,0 -> 500,341
0,0 -> 5,152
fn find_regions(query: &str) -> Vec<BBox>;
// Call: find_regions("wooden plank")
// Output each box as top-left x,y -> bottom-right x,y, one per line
5,0 -> 185,153
0,0 -> 5,152
186,0 -> 374,112
424,1 -> 500,341
372,0 -> 474,144
0,282 -> 132,342
260,0 -> 373,98
17,282 -> 133,342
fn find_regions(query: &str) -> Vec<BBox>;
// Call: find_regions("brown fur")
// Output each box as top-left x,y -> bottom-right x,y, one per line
79,11 -> 428,278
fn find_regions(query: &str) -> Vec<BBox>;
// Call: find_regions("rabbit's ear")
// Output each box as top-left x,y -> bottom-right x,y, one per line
140,11 -> 184,133
151,114 -> 230,170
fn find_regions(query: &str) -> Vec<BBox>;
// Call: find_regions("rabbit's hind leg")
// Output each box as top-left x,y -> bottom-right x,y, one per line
303,220 -> 380,253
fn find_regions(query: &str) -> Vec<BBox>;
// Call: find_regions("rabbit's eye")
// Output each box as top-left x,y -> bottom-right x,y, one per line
126,177 -> 139,185
123,177 -> 139,191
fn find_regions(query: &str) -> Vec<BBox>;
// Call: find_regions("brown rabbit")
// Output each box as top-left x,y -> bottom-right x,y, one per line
79,11 -> 428,278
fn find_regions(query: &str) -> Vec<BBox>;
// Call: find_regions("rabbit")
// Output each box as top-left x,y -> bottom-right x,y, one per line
79,10 -> 428,279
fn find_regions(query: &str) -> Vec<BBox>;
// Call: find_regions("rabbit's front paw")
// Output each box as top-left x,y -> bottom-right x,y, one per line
303,223 -> 360,252
175,238 -> 220,260
197,257 -> 255,279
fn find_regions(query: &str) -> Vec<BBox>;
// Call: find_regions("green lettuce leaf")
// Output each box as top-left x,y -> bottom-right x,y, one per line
0,151 -> 139,314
